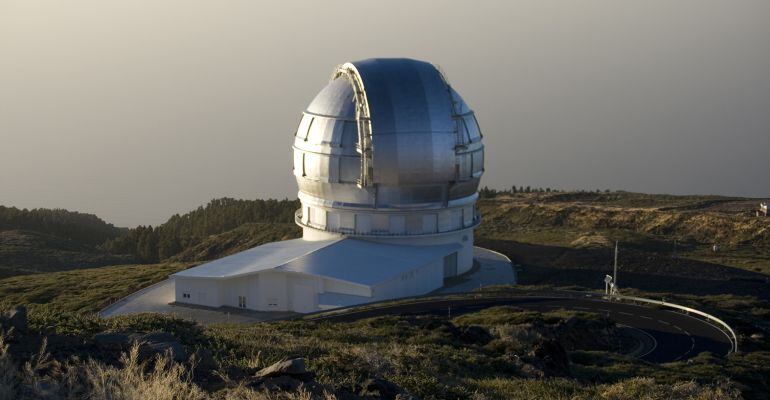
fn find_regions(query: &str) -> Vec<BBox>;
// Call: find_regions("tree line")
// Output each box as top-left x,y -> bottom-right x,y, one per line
0,206 -> 124,245
479,186 -> 613,199
102,198 -> 300,262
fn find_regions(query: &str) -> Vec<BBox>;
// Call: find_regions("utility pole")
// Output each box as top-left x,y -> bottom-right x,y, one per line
613,241 -> 619,291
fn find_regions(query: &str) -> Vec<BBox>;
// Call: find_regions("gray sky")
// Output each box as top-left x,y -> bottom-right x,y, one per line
1,1 -> 769,227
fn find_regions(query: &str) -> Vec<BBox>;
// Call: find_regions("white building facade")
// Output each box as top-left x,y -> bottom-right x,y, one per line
173,58 -> 485,313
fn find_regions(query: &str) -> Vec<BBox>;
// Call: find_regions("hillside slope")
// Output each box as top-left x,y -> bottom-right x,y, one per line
479,193 -> 769,247
168,222 -> 301,262
0,230 -> 133,279
475,192 -> 770,300
0,198 -> 300,277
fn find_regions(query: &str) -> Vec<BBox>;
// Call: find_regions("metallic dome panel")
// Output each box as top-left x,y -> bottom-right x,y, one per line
293,58 -> 484,210
305,77 -> 356,119
352,58 -> 456,186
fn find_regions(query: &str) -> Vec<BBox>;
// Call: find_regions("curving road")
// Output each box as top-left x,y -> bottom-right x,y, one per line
305,295 -> 733,363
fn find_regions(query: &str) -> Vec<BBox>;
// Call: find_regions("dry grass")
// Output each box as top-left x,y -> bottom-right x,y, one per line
85,344 -> 207,400
0,335 -> 17,400
599,377 -> 740,400
0,335 -> 341,400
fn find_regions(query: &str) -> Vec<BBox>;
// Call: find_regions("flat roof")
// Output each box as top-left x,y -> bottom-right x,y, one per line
172,238 -> 339,279
172,238 -> 460,287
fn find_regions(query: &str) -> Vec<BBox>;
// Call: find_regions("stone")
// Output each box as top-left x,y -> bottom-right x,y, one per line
140,332 -> 177,343
6,305 -> 28,333
95,331 -> 187,362
358,378 -> 419,399
134,332 -> 187,362
259,375 -> 302,391
255,358 -> 307,378
145,340 -> 187,362
193,348 -> 217,371
94,332 -> 132,351
226,365 -> 247,380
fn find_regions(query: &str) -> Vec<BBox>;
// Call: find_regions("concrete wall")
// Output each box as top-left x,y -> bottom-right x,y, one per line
174,277 -> 222,308
371,258 -> 443,302
365,229 -> 475,275
220,275 -> 260,310
301,227 -> 474,275
286,273 -> 321,313
219,271 -> 327,313
322,278 -> 371,297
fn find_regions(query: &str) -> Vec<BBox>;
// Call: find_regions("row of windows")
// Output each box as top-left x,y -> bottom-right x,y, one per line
294,149 -> 483,183
301,206 -> 476,235
296,113 -> 482,149
455,114 -> 483,145
295,114 -> 358,148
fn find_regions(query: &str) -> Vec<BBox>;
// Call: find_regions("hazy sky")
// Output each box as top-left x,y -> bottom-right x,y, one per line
1,1 -> 769,227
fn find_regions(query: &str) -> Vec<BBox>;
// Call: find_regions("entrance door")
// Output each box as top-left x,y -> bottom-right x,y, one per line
292,284 -> 316,313
443,252 -> 458,278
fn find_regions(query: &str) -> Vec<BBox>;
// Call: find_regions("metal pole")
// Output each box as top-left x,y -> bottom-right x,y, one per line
613,241 -> 619,290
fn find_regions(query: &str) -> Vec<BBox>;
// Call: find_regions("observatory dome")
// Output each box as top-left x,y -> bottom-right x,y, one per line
293,58 -> 484,271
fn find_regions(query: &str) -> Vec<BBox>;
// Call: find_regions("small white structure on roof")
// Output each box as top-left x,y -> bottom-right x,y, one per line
173,58 -> 489,313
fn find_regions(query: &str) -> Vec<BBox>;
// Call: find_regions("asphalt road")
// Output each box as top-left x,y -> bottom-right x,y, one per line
306,295 -> 733,363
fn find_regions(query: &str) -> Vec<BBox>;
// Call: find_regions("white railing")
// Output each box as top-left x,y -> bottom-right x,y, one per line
613,294 -> 739,353
294,208 -> 481,238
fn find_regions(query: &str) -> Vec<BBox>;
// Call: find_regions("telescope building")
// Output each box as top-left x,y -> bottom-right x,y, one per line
172,58 -> 485,312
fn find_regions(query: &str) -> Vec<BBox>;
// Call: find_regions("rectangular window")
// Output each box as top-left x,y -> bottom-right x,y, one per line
463,115 -> 482,141
296,115 -> 313,139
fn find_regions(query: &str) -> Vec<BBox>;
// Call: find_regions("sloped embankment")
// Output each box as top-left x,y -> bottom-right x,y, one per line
480,200 -> 769,247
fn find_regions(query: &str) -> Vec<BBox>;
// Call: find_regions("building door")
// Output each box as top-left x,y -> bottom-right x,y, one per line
292,284 -> 316,313
443,252 -> 458,278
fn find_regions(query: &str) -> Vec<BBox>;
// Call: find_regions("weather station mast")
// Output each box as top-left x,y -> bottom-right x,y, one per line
605,241 -> 620,297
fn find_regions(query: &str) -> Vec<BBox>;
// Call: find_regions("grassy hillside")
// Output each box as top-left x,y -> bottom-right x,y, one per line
0,198 -> 300,278
0,260 -> 765,398
0,230 -> 134,278
0,206 -> 131,278
476,192 -> 770,291
0,262 -> 191,314
2,190 -> 770,398
103,198 -> 300,263
169,222 -> 301,262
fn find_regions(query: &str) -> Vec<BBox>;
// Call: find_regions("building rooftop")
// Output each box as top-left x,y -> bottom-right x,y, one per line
172,238 -> 461,287
172,238 -> 339,279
